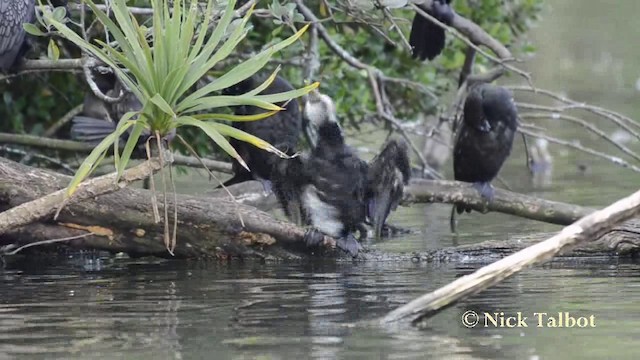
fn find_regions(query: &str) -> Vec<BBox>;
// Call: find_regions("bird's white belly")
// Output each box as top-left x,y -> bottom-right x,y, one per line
302,186 -> 343,238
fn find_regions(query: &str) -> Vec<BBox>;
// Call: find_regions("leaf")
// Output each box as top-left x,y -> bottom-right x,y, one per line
23,23 -> 45,36
175,116 -> 249,171
244,67 -> 281,96
47,39 -> 60,61
150,94 -> 176,118
182,23 -> 310,106
193,110 -> 279,122
52,6 -> 67,21
253,82 -> 320,103
209,122 -> 290,159
116,120 -> 147,179
183,95 -> 284,114
66,123 -> 133,197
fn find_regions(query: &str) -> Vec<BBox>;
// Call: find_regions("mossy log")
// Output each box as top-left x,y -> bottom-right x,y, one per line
1,157 -> 640,260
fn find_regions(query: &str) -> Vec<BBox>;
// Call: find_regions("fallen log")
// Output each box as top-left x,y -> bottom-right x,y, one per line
0,157 -> 339,259
1,157 -> 640,261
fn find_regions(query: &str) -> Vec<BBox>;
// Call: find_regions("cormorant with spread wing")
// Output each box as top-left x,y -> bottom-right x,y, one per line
409,0 -> 454,61
218,73 -> 303,192
451,83 -> 518,231
274,91 -> 411,256
0,0 -> 35,71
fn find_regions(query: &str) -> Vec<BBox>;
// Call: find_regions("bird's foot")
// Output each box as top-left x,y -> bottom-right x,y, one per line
336,234 -> 362,258
303,228 -> 325,248
472,182 -> 494,213
302,229 -> 362,257
472,182 -> 495,201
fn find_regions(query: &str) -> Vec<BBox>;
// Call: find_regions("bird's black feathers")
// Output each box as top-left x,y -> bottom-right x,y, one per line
272,92 -> 411,256
220,74 -> 303,188
367,136 -> 411,239
452,83 -> 518,215
0,0 -> 35,71
409,0 -> 454,61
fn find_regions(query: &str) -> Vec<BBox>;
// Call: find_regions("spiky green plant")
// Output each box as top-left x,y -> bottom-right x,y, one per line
39,0 -> 317,197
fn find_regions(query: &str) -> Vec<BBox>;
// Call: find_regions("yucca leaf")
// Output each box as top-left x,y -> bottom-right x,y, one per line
192,110 -> 279,122
113,113 -> 139,174
187,0 -> 216,64
181,0 -> 239,93
150,94 -> 177,117
110,0 -> 149,80
254,82 -> 321,103
66,122 -> 133,197
208,122 -> 290,159
81,0 -> 135,59
116,120 -> 147,179
244,66 -> 281,96
182,23 -> 309,108
175,116 -> 249,171
183,95 -> 284,114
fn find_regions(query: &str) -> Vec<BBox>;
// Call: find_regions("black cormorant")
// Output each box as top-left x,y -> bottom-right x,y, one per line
366,136 -> 411,239
409,0 -> 454,61
451,83 -> 518,227
0,0 -> 35,71
274,91 -> 412,256
219,74 -> 303,192
295,91 -> 368,256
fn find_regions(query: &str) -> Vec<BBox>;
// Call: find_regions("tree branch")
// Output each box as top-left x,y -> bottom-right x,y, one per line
382,185 -> 640,326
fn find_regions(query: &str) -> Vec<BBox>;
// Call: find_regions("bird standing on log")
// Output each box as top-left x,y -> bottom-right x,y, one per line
409,0 -> 454,61
219,74 -> 304,193
451,83 -> 518,231
0,0 -> 35,71
274,91 -> 411,256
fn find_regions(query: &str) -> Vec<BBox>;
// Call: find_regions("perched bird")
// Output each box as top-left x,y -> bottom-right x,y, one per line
451,83 -> 518,231
274,91 -> 411,256
294,91 -> 369,256
409,0 -> 454,61
219,74 -> 304,192
0,0 -> 35,71
366,136 -> 411,239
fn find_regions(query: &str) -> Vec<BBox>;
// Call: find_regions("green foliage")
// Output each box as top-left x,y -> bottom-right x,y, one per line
38,0 -> 316,195
0,0 -> 543,171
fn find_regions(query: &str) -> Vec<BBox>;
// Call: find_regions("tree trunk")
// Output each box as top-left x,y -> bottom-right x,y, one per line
1,157 -> 639,260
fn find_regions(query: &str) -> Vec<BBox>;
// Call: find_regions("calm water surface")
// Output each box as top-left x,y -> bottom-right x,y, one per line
3,0 -> 640,359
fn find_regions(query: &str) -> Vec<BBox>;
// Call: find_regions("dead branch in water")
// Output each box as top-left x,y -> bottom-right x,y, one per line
381,187 -> 640,326
404,179 -> 593,225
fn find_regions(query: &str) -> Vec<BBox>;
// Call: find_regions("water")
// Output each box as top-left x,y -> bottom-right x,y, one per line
1,258 -> 640,359
4,0 -> 640,358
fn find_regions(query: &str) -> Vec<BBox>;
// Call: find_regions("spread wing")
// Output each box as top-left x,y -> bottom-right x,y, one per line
366,137 -> 411,238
